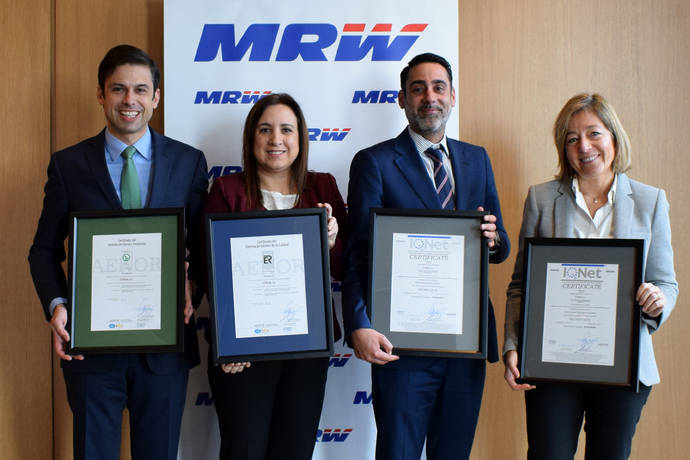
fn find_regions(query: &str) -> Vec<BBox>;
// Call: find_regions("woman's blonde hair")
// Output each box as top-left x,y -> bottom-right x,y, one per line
553,93 -> 631,180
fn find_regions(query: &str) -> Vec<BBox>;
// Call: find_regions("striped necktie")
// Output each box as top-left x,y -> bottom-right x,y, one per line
425,146 -> 454,209
120,146 -> 142,209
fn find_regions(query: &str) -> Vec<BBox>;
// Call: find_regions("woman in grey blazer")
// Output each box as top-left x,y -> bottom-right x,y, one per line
503,93 -> 677,460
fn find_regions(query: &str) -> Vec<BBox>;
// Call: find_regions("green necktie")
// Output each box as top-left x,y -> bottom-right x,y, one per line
120,146 -> 142,209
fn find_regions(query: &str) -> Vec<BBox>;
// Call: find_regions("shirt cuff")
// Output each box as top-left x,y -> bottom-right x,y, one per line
49,297 -> 68,317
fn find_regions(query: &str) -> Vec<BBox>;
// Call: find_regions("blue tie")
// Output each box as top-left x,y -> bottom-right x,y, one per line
426,146 -> 454,209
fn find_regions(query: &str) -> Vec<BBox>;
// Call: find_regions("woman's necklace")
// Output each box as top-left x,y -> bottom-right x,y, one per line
583,192 -> 604,205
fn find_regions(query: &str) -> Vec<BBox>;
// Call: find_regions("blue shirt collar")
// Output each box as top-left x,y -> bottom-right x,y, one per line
104,128 -> 153,161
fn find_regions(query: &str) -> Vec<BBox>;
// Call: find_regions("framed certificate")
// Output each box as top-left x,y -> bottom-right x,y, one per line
68,208 -> 185,354
517,238 -> 644,389
368,208 -> 489,358
206,208 -> 334,364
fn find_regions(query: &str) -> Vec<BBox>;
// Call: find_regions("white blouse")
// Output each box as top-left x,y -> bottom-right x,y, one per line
261,189 -> 297,211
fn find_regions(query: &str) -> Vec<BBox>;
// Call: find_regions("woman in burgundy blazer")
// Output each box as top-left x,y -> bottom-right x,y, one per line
205,172 -> 346,282
205,93 -> 346,460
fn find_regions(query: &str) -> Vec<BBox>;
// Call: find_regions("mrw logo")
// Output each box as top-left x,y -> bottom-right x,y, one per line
195,23 -> 427,61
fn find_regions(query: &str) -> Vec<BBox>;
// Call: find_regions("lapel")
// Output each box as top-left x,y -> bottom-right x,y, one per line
147,128 -> 171,208
554,180 -> 577,237
85,129 -> 122,209
612,173 -> 633,238
393,129 -> 441,209
447,139 -> 470,210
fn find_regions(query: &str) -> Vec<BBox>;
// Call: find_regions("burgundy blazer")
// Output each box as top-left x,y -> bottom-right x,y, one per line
204,171 -> 347,340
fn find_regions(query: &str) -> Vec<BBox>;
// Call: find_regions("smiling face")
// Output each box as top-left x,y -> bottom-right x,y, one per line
398,62 -> 456,143
565,110 -> 617,182
252,104 -> 300,178
97,63 -> 160,144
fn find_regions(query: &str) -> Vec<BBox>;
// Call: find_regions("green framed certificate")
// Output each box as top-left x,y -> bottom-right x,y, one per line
67,208 -> 185,353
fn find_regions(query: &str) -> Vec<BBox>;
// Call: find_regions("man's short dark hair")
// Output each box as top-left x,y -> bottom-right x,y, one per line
400,53 -> 453,90
98,44 -> 160,91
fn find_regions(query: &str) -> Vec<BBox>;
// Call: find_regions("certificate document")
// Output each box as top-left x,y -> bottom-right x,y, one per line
230,234 -> 308,338
389,233 -> 464,334
542,263 -> 619,366
90,233 -> 162,331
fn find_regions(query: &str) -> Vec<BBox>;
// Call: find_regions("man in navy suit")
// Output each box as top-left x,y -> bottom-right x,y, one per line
28,45 -> 208,460
342,53 -> 510,459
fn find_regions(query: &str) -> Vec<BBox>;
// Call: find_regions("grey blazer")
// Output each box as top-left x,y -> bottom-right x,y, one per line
504,173 -> 677,385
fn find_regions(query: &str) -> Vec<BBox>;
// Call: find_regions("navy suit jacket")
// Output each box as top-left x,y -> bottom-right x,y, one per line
29,128 -> 208,374
342,129 -> 509,362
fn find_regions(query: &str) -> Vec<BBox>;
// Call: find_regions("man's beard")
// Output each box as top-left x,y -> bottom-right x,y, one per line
405,105 -> 449,136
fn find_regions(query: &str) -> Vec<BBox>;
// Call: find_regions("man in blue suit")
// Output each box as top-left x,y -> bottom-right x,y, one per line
28,45 -> 208,460
343,53 -> 510,459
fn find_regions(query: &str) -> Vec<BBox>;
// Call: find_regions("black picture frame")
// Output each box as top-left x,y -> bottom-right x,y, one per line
517,238 -> 643,390
368,208 -> 489,358
206,208 -> 334,364
68,208 -> 185,354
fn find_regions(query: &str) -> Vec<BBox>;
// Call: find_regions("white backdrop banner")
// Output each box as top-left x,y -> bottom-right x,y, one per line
164,1 -> 458,458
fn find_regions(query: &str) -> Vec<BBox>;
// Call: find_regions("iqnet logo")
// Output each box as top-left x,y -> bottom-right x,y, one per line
409,235 -> 450,251
195,23 -> 428,61
562,264 -> 604,280
560,264 -> 606,290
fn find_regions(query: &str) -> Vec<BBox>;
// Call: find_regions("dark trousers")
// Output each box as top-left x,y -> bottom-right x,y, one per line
371,356 -> 486,460
208,357 -> 328,460
63,354 -> 189,460
525,382 -> 651,460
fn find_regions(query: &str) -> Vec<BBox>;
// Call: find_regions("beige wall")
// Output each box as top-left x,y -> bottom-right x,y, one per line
461,1 -> 690,459
2,1 -> 687,458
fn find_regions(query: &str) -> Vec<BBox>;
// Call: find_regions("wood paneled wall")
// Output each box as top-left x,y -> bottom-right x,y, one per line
0,0 -> 53,459
3,1 -> 686,459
